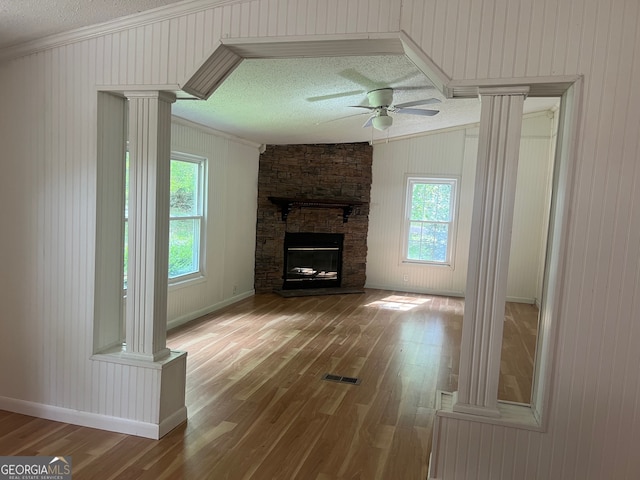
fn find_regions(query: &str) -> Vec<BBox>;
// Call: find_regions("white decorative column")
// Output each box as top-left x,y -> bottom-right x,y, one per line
91,90 -> 187,439
453,87 -> 529,417
124,91 -> 175,362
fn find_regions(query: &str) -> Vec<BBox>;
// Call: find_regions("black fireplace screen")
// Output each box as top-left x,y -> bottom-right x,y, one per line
283,232 -> 344,289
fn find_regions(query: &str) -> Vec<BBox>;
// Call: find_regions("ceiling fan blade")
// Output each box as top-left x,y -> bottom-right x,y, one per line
362,116 -> 375,128
392,85 -> 436,92
349,105 -> 377,110
394,98 -> 441,109
338,69 -> 385,90
306,90 -> 365,102
388,70 -> 423,85
395,107 -> 440,116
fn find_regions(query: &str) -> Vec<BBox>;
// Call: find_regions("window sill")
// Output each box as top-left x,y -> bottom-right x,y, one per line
402,260 -> 455,269
168,273 -> 207,291
122,273 -> 207,296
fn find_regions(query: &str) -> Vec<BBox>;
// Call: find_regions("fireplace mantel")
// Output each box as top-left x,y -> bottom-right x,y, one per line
268,196 -> 365,223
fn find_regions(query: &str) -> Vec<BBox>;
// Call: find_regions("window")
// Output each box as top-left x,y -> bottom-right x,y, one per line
123,152 -> 206,288
168,153 -> 206,281
403,176 -> 458,265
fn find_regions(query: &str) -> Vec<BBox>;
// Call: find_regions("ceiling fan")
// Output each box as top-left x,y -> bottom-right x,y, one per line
351,87 -> 441,131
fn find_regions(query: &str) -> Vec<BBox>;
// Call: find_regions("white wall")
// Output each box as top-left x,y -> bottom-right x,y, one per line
0,0 -> 639,476
509,113 -> 557,304
0,52 -> 259,429
399,0 -> 640,477
0,0 -> 401,434
367,113 -> 555,304
167,118 -> 259,330
366,128 -> 472,296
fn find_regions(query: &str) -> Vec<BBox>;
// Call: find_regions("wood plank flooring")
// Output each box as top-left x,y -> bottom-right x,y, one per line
0,289 -> 537,479
499,301 -> 540,403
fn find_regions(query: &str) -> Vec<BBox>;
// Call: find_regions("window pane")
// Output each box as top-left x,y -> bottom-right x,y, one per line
410,183 -> 426,220
169,219 -> 200,278
411,182 -> 452,222
123,220 -> 128,289
432,184 -> 452,221
124,154 -> 206,286
407,222 -> 449,262
125,152 -> 129,218
170,160 -> 199,217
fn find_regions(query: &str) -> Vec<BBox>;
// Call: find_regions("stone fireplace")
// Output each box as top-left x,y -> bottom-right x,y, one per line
254,143 -> 372,293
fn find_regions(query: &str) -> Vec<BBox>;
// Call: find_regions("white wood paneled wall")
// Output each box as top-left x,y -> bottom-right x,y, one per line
367,129 -> 472,296
0,0 -> 639,474
432,417 -> 546,479
509,129 -> 555,304
399,1 -> 640,478
367,113 -> 554,304
94,92 -> 127,353
167,118 -> 259,329
45,0 -> 404,90
400,0 -> 592,82
0,44 -> 258,432
0,44 -> 99,411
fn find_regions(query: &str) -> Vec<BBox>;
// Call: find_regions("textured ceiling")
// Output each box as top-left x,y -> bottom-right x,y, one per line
174,55 -> 447,144
173,55 -> 559,144
1,0 -> 560,145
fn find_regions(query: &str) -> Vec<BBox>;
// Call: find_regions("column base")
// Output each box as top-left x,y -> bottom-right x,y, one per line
90,350 -> 188,438
121,347 -> 171,363
452,394 -> 501,418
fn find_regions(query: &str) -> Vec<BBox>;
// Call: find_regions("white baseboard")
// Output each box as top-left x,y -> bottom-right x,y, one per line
0,396 -> 185,439
167,290 -> 255,331
506,295 -> 537,304
364,283 -> 464,298
364,283 -> 537,305
158,405 -> 188,438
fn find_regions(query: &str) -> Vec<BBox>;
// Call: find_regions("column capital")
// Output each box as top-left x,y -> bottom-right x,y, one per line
478,86 -> 530,98
124,90 -> 176,104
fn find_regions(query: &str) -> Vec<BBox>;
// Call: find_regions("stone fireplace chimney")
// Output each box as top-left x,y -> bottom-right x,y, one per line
254,143 -> 372,293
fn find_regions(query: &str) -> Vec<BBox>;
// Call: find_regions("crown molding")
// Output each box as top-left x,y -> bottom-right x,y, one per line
0,0 -> 247,63
171,115 -> 262,149
371,109 -> 557,145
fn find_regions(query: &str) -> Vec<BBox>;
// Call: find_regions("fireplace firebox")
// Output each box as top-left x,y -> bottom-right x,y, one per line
283,232 -> 344,289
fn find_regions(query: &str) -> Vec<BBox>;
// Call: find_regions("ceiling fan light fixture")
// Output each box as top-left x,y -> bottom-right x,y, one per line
372,114 -> 393,131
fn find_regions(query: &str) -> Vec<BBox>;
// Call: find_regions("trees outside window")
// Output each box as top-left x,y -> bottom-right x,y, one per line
168,154 -> 205,280
124,152 -> 206,288
404,177 -> 458,265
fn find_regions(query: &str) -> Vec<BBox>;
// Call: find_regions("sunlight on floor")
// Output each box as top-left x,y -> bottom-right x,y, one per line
365,295 -> 431,311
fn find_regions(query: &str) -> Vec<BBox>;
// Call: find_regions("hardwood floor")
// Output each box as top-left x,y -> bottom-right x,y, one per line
0,289 -> 537,479
499,301 -> 540,404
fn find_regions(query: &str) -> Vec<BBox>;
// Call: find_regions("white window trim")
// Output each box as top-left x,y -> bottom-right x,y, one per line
168,151 -> 207,285
401,175 -> 459,267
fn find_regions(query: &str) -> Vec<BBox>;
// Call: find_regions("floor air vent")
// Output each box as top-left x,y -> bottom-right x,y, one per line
322,373 -> 361,385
